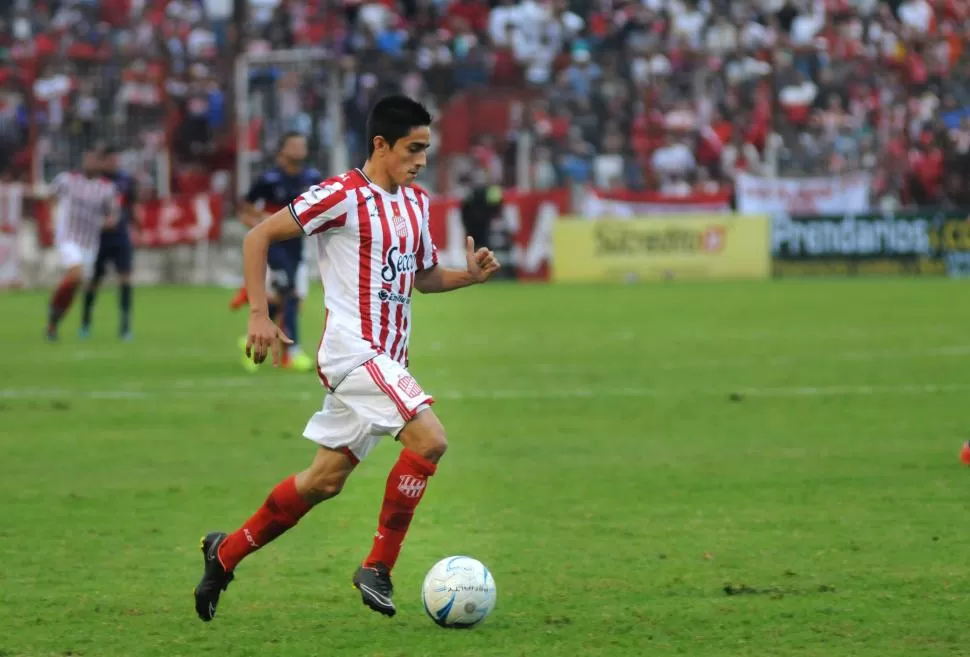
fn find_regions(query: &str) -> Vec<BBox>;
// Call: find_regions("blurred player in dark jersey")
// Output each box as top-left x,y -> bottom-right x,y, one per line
79,144 -> 137,340
234,132 -> 320,372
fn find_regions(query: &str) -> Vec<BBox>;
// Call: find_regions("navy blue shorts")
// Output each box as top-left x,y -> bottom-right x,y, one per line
267,244 -> 300,296
94,239 -> 134,278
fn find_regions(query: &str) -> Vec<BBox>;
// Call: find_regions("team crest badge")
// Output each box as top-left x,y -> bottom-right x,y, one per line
392,214 -> 408,238
397,474 -> 426,498
397,375 -> 424,398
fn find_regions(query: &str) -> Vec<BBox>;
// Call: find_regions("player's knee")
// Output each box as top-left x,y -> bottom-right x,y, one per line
424,432 -> 448,463
300,470 -> 346,504
401,411 -> 448,463
309,477 -> 345,501
296,448 -> 356,504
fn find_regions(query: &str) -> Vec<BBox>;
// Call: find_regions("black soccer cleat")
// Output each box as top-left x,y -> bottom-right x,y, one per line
353,563 -> 396,617
194,532 -> 234,622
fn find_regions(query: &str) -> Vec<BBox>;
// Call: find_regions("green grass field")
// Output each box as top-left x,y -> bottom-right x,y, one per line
1,279 -> 969,657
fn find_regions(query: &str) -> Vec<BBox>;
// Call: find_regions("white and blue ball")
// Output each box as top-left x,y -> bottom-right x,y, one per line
421,556 -> 496,628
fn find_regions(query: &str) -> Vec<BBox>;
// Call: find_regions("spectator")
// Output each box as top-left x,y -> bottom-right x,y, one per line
897,0 -> 934,35
652,134 -> 697,183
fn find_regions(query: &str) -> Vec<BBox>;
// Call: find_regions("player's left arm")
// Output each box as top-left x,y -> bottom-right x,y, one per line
412,193 -> 499,293
415,236 -> 500,293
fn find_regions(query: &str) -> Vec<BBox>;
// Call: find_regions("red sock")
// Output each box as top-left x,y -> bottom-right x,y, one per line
48,276 -> 79,325
217,475 -> 312,572
364,449 -> 437,571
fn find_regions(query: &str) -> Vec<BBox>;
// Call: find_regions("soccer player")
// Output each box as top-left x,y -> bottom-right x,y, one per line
234,131 -> 320,372
46,150 -> 120,341
79,144 -> 138,340
194,96 -> 500,621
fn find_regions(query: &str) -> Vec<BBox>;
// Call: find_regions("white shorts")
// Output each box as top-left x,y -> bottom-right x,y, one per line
303,353 -> 434,463
57,241 -> 97,279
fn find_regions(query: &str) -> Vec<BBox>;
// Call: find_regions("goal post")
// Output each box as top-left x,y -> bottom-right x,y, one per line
233,47 -> 348,196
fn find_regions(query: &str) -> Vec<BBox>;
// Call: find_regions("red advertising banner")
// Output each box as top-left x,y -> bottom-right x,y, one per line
32,194 -> 224,248
27,186 -> 732,282
133,194 -> 224,247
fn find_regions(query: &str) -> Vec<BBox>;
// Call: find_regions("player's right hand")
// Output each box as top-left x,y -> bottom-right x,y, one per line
246,310 -> 293,366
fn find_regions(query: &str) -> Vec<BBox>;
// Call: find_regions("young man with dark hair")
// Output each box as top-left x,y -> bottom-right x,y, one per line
79,144 -> 137,341
194,95 -> 500,621
232,131 -> 320,372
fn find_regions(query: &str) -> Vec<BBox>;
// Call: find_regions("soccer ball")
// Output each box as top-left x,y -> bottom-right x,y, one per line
421,556 -> 496,628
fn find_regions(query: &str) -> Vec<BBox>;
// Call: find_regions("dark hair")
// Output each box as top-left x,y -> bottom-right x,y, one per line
278,131 -> 307,152
366,95 -> 432,156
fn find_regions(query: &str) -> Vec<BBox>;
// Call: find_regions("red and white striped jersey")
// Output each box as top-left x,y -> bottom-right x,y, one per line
289,168 -> 439,389
51,172 -> 120,250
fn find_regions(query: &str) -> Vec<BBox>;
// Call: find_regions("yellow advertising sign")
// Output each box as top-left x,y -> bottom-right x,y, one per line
929,217 -> 970,252
553,215 -> 770,283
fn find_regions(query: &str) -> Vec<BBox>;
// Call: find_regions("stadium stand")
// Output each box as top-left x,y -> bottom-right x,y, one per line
0,0 -> 968,208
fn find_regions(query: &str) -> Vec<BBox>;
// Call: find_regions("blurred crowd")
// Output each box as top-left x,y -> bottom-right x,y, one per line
0,0 -> 237,193
1,0 -> 970,208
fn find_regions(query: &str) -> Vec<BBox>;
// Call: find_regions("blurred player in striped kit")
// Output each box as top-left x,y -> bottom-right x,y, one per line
79,144 -> 138,341
46,150 -> 120,342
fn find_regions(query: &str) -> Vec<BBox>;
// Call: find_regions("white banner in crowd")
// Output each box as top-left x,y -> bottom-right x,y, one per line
581,188 -> 732,218
737,172 -> 871,215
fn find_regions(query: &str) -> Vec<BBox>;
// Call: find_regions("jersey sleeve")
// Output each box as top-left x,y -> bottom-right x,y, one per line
288,179 -> 349,236
415,189 -> 439,271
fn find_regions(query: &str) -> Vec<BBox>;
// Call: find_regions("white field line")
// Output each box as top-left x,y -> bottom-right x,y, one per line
9,324 -> 968,364
2,382 -> 969,402
9,344 -> 970,377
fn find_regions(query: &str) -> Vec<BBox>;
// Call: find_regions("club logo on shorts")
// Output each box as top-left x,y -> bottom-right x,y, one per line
397,375 -> 424,398
392,214 -> 408,238
397,474 -> 426,499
